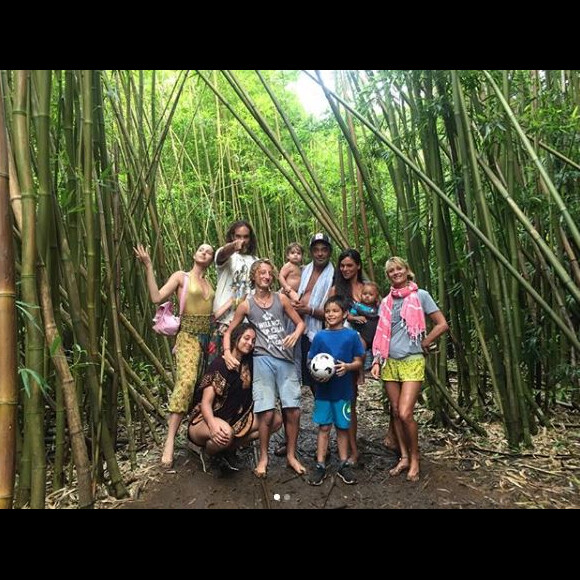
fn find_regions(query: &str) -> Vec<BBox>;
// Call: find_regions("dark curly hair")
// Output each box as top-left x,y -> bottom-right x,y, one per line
225,220 -> 257,255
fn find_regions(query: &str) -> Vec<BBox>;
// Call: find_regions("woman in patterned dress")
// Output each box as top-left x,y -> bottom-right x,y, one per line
188,323 -> 281,471
134,242 -> 216,469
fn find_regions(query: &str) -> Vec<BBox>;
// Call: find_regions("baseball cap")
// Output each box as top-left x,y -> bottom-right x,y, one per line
309,233 -> 332,250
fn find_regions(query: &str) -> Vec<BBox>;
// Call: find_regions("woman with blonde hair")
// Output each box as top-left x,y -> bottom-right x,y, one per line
370,257 -> 448,482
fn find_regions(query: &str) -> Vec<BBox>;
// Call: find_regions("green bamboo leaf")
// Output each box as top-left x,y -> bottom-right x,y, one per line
19,367 -> 50,396
16,300 -> 42,332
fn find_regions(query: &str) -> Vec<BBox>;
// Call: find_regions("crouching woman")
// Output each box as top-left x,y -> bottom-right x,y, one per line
188,322 -> 281,471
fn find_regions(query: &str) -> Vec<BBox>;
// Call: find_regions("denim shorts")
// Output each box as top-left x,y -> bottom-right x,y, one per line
313,398 -> 351,430
380,354 -> 425,382
253,355 -> 301,413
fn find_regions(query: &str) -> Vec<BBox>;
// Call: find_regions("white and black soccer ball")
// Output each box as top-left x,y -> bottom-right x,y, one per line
309,353 -> 336,382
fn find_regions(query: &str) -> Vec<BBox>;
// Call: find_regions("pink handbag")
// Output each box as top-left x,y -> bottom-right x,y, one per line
152,273 -> 189,336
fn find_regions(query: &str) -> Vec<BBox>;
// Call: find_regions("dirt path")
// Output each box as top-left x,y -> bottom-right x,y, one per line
108,380 -> 578,510
117,445 -> 504,510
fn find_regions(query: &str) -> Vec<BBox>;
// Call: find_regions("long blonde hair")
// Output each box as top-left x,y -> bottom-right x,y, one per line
385,256 -> 415,281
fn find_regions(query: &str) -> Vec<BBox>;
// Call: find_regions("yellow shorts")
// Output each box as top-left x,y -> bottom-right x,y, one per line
381,354 -> 425,382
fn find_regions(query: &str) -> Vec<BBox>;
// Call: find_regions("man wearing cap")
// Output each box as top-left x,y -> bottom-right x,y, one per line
292,233 -> 335,392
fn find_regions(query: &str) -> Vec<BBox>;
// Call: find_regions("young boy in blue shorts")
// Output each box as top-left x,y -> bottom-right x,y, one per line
307,296 -> 364,485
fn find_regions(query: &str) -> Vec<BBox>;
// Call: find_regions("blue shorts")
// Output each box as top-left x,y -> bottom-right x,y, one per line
313,398 -> 351,430
253,355 -> 301,413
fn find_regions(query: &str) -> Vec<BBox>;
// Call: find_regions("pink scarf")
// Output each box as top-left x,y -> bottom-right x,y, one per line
372,281 -> 426,362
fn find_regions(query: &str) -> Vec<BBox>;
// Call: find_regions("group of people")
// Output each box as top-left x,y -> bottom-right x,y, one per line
134,219 -> 448,485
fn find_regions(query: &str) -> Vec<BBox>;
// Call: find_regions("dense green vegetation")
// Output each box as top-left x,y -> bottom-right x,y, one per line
0,70 -> 578,508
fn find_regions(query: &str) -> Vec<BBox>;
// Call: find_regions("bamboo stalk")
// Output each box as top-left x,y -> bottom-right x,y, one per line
62,70 -> 80,270
37,264 -> 94,508
482,70 -> 580,254
347,112 -> 375,281
454,71 -> 529,446
420,71 -> 449,421
0,77 -> 18,510
53,98 -> 128,500
314,70 -> 395,254
119,311 -> 174,391
220,70 -> 347,248
50,71 -> 67,491
96,176 -> 136,468
344,138 -> 360,249
425,365 -> 486,437
80,69 -> 105,484
195,70 -> 339,245
478,155 -> 580,305
31,71 -> 52,261
304,72 -> 580,355
12,69 -> 46,508
338,138 -> 349,236
94,72 -> 121,440
255,70 -> 335,216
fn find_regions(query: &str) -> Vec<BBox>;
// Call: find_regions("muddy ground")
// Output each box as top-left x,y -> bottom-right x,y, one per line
89,377 -> 580,510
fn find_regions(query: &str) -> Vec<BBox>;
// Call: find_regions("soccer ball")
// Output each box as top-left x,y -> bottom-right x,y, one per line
309,353 -> 336,382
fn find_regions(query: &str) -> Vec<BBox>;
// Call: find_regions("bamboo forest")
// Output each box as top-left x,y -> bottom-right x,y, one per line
0,70 -> 579,509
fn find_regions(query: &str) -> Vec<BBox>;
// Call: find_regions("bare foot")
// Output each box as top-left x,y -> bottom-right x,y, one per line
286,456 -> 307,475
406,470 -> 420,482
406,461 -> 420,481
389,457 -> 410,477
161,443 -> 174,469
253,458 -> 268,479
346,455 -> 359,468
